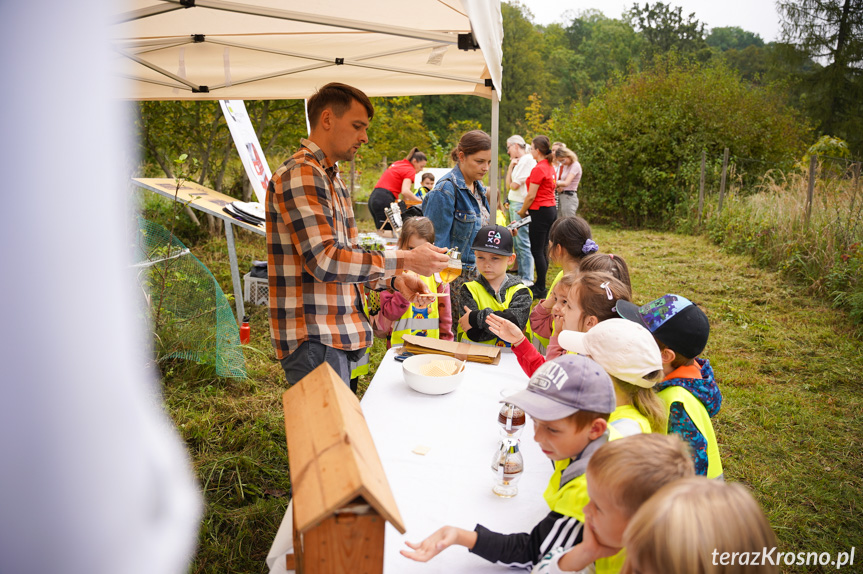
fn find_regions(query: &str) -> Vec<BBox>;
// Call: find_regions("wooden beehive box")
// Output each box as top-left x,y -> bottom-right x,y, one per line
282,363 -> 405,573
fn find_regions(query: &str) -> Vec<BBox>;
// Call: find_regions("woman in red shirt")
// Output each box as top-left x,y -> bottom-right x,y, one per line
517,135 -> 557,299
369,147 -> 427,230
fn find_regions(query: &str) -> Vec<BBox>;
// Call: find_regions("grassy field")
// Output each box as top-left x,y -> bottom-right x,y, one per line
161,221 -> 862,573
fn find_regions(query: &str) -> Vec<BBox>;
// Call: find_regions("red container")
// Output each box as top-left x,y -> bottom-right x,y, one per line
240,315 -> 251,344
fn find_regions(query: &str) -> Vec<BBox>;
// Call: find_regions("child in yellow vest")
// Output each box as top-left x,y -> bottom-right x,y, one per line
559,318 -> 667,436
378,217 -> 452,346
416,171 -> 435,199
617,294 -> 724,478
457,224 -> 531,346
622,478 -> 779,574
532,434 -> 695,574
401,355 -> 617,569
486,272 -> 631,376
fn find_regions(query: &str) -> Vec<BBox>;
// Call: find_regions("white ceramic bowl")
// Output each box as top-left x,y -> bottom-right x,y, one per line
402,354 -> 465,395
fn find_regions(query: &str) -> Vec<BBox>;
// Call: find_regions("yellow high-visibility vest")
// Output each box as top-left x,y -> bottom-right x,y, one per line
390,274 -> 440,346
529,270 -> 563,354
608,404 -> 652,437
658,386 -> 724,479
458,280 -> 530,347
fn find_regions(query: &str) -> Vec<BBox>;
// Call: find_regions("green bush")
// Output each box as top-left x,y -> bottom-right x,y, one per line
548,55 -> 810,225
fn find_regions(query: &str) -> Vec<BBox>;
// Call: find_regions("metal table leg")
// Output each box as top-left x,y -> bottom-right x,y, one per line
225,221 -> 245,322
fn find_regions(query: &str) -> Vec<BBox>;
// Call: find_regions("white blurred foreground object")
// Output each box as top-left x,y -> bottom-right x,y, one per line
0,3 -> 201,574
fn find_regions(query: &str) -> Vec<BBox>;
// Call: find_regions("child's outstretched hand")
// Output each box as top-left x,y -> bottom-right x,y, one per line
401,525 -> 464,562
485,313 -> 526,346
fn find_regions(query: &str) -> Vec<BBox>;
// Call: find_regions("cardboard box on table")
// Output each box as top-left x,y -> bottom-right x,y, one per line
282,363 -> 405,573
401,334 -> 502,365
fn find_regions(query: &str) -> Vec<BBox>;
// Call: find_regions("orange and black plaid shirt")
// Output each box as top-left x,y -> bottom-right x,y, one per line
266,139 -> 403,359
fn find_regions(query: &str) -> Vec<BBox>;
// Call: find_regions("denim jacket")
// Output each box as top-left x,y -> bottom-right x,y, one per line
422,165 -> 490,267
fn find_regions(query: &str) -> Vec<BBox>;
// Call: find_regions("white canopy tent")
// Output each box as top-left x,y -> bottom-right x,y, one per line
112,0 -> 504,202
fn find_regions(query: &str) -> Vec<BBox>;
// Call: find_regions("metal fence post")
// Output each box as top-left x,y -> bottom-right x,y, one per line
851,162 -> 860,220
698,150 -> 706,224
805,154 -> 817,229
718,147 -> 729,214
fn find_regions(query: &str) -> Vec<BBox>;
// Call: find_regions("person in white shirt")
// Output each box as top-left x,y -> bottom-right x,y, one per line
504,135 -> 537,286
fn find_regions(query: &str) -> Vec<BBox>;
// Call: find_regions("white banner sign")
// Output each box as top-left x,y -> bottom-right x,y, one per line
219,100 -> 272,204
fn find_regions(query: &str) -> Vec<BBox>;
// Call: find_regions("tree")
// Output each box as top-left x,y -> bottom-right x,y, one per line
576,16 -> 644,95
778,0 -> 863,154
706,26 -> 764,51
548,56 -> 810,225
627,2 -> 710,61
135,99 -> 307,236
500,2 -> 552,139
721,44 -> 772,82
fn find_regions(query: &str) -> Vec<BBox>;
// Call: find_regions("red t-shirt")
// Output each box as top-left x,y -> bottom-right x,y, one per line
375,159 -> 416,199
525,159 -> 557,209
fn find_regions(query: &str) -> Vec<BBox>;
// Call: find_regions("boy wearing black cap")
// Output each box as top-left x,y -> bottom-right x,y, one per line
616,294 -> 724,478
457,223 -> 532,346
401,355 -> 618,568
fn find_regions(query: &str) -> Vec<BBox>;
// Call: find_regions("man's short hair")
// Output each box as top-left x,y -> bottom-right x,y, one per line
307,82 -> 374,129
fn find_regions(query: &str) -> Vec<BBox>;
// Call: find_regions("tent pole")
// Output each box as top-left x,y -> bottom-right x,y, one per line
489,93 -> 500,216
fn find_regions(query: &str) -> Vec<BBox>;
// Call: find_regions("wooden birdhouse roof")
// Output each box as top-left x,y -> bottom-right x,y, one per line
282,363 -> 405,535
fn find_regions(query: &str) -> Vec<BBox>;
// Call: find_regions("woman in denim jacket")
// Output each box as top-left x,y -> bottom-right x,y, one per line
422,129 -> 492,325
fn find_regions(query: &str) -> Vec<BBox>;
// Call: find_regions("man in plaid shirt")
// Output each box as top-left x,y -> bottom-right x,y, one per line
267,83 -> 449,386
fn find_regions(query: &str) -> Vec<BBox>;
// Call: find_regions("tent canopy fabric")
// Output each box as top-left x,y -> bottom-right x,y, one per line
112,0 -> 502,102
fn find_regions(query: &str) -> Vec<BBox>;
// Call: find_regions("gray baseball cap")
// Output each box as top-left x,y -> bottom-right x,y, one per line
502,355 -> 615,421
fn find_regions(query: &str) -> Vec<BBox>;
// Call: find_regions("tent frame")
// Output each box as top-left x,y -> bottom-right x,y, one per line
121,0 -> 503,320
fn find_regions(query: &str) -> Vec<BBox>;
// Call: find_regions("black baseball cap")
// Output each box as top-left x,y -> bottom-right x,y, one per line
472,224 -> 513,256
616,294 -> 710,359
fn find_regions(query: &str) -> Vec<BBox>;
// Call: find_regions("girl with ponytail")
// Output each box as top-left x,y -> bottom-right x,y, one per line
369,146 -> 428,230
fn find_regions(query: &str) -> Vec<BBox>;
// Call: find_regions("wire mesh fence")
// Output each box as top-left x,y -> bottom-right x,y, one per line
134,216 -> 247,379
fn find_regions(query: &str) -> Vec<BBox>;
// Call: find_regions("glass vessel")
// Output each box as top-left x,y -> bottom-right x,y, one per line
490,438 -> 524,498
438,248 -> 462,283
497,402 -> 526,439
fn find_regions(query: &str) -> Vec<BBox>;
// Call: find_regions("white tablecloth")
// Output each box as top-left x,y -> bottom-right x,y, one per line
267,348 -> 552,573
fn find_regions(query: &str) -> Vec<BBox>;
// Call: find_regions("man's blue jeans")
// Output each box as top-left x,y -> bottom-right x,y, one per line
508,201 -> 534,283
280,340 -> 366,387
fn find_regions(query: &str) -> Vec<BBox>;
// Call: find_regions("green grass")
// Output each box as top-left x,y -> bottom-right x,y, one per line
594,227 -> 863,570
160,222 -> 862,573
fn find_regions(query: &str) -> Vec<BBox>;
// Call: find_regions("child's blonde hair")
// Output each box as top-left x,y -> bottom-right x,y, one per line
623,478 -> 778,574
587,434 -> 694,517
569,272 -> 632,330
397,216 -> 435,250
553,271 -> 579,298
579,253 -> 631,291
611,377 -> 667,433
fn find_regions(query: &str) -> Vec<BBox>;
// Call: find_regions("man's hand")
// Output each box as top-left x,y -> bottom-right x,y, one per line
394,274 -> 435,307
485,313 -> 526,346
400,525 -> 476,562
403,242 -> 448,276
517,208 -> 528,218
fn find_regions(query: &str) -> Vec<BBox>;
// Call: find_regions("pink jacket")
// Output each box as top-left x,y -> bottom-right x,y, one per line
376,281 -> 453,344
